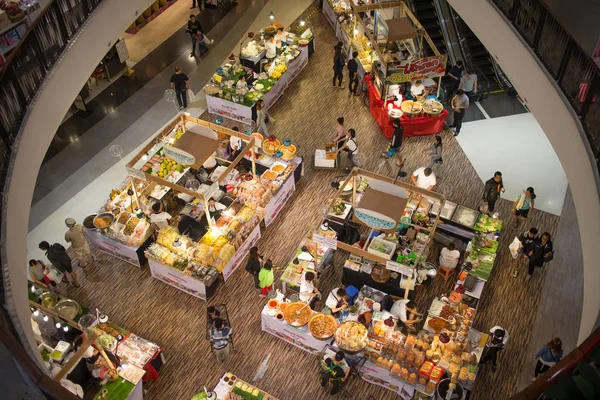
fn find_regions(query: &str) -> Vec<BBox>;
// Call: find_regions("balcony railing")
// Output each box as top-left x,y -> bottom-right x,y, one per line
492,0 -> 600,176
0,0 -> 103,219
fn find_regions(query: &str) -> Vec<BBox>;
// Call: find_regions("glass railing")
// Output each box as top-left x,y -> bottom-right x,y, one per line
0,0 -> 103,220
491,0 -> 600,176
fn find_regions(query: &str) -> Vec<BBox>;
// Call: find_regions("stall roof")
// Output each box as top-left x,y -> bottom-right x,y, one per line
352,187 -> 407,232
386,18 -> 417,41
170,131 -> 220,170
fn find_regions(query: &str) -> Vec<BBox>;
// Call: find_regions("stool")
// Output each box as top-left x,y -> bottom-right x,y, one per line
437,265 -> 455,281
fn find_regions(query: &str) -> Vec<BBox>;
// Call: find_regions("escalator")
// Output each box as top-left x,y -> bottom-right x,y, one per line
457,24 -> 504,92
411,1 -> 447,56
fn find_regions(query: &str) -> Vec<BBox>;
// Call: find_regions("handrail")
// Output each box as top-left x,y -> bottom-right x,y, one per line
490,0 -> 600,177
508,326 -> 600,399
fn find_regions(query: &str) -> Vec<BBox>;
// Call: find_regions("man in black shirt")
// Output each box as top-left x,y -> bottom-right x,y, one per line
447,60 -> 464,95
347,51 -> 359,95
170,66 -> 190,109
39,241 -> 79,287
186,14 -> 204,57
244,246 -> 262,290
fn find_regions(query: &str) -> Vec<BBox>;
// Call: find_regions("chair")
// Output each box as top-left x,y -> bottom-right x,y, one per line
437,265 -> 456,281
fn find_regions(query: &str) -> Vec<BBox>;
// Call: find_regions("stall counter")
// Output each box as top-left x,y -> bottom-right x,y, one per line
86,229 -> 154,268
366,75 -> 448,139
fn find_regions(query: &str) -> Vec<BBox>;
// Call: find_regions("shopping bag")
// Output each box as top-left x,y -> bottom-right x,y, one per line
187,89 -> 196,104
46,265 -> 64,284
509,237 -> 521,260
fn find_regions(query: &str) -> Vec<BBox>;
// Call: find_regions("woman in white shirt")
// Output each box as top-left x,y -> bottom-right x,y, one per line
274,28 -> 288,49
236,75 -> 248,89
409,80 -> 425,100
265,36 -> 277,60
439,242 -> 461,269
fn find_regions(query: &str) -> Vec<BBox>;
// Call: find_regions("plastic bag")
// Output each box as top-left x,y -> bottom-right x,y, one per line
509,237 -> 521,260
187,89 -> 196,104
46,265 -> 64,284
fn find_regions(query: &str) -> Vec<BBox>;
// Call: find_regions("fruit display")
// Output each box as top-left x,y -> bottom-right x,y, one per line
331,199 -> 346,215
268,63 -> 287,79
335,321 -> 368,353
474,213 -> 504,233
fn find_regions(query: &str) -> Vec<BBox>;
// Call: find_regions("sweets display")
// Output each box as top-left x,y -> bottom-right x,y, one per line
335,321 -> 368,353
308,314 -> 338,339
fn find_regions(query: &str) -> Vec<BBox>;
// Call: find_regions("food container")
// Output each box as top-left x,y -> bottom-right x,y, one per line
451,205 -> 480,229
78,313 -> 98,331
308,313 -> 338,340
93,212 -> 115,229
54,299 -> 81,320
334,321 -> 368,354
39,292 -> 58,309
367,237 -> 397,260
83,214 -> 97,230
423,100 -> 444,116
400,100 -> 422,115
267,299 -> 279,309
282,301 -> 312,327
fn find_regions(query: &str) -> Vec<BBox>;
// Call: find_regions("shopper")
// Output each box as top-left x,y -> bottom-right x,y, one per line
534,338 -> 563,378
332,42 -> 345,88
513,227 -> 538,277
65,218 -> 93,267
300,271 -> 320,310
196,30 -> 214,55
459,70 -> 478,100
186,15 -> 204,57
388,119 -> 404,167
334,117 -> 345,149
411,167 -> 436,190
256,99 -> 273,136
209,318 -> 232,363
512,187 -> 536,230
258,259 -> 274,298
439,242 -> 460,269
390,299 -> 423,331
244,246 -> 262,290
449,89 -> 469,136
481,171 -> 504,214
426,135 -> 443,177
347,51 -> 359,95
150,202 -> 172,230
170,66 -> 190,110
39,241 -> 79,287
525,232 -> 553,280
479,326 -> 509,373
447,60 -> 464,95
336,129 -> 358,172
265,35 -> 277,60
28,259 -> 58,288
207,306 -> 221,327
320,351 -> 349,396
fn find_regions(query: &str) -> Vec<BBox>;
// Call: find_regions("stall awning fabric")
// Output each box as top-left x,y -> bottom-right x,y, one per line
386,18 -> 417,41
169,131 -> 220,169
353,185 -> 408,232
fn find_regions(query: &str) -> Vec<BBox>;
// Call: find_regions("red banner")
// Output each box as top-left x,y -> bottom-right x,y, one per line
386,55 -> 448,83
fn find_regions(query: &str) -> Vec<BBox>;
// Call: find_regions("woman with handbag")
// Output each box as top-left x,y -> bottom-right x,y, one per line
256,99 -> 274,136
533,337 -> 563,379
512,187 -> 536,230
525,232 -> 553,280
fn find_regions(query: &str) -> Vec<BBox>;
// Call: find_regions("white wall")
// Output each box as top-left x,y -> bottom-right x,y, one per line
2,0 -> 154,368
448,0 -> 600,343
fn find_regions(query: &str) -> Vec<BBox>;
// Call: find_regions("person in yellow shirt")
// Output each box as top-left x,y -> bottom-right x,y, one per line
65,218 -> 93,267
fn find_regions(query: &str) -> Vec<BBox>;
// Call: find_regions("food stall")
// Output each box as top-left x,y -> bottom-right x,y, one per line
114,114 -> 300,299
192,372 -> 279,400
323,1 -> 451,138
204,22 -> 315,125
28,286 -> 162,400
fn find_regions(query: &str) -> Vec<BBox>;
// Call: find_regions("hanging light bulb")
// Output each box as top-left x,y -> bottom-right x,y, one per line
269,11 -> 274,20
55,322 -> 62,329
63,326 -> 69,332
33,310 -> 39,317
43,315 -> 49,322
354,28 -> 359,35
300,19 -> 305,27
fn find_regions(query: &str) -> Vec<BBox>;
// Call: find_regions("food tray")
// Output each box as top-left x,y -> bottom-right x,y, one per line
335,321 -> 368,354
451,205 -> 480,228
282,301 -> 312,327
308,313 -> 338,340
367,237 -> 397,260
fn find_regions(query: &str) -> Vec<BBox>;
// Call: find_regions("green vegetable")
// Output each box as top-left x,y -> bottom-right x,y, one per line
41,349 -> 51,362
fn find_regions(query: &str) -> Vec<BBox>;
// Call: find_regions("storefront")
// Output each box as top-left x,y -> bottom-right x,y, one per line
204,22 -> 315,124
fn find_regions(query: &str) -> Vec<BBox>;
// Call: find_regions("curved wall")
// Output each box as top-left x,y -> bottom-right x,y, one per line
1,0 -> 153,366
448,0 -> 600,343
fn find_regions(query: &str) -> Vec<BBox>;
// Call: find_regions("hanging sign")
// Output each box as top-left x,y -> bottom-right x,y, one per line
386,54 -> 448,83
126,166 -> 147,181
386,260 -> 414,277
312,232 -> 337,250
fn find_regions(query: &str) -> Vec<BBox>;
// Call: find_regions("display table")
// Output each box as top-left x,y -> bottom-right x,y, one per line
148,258 -> 220,300
198,372 -> 280,400
342,267 -> 415,300
366,75 -> 448,139
206,46 -> 310,124
86,229 -> 154,268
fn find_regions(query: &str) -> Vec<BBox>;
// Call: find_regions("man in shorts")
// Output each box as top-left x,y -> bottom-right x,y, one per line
39,241 -> 79,287
65,218 -> 93,267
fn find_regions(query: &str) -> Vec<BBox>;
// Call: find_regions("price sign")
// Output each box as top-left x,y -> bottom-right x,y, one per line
312,233 -> 337,250
126,167 -> 147,181
386,260 -> 414,277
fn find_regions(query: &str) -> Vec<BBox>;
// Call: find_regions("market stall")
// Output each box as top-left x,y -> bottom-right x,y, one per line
28,285 -> 162,400
323,1 -> 451,138
115,114 -> 300,299
204,21 -> 315,125
192,372 -> 279,400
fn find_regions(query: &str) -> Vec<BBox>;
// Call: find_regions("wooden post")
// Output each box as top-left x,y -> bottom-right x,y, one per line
250,147 -> 257,177
352,173 -> 357,207
129,176 -> 141,212
404,276 -> 412,299
204,197 -> 213,227
437,76 -> 442,99
53,334 -> 97,382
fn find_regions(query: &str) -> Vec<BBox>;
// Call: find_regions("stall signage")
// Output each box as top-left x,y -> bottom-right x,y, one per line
386,55 -> 448,83
148,259 -> 207,299
386,260 -> 414,276
261,310 -> 325,355
284,47 -> 309,86
222,224 -> 262,281
357,361 -> 407,395
205,95 -> 254,125
126,166 -> 147,182
312,233 -> 337,250
264,174 -> 295,226
85,230 -> 141,267
322,0 -> 338,28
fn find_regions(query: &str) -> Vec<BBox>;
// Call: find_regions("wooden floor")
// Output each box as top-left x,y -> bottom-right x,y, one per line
57,4 -> 561,399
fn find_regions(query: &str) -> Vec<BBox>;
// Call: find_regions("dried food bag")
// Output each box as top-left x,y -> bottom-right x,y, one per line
509,237 -> 521,260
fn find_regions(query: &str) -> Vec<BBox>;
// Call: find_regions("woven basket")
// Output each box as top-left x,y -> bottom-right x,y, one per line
8,11 -> 25,23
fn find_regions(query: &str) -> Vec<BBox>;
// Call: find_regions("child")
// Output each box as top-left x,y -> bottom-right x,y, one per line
258,259 -> 274,298
197,31 -> 214,55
